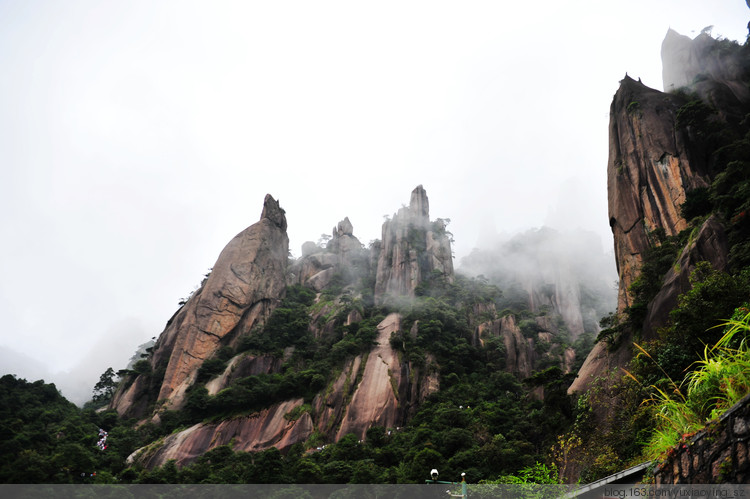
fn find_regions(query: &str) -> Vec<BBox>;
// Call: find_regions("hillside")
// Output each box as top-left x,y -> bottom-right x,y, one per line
100,184 -> 603,477
1,182 -> 613,484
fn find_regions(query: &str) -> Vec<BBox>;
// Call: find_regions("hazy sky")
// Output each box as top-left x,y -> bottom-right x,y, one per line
1,1 -> 748,400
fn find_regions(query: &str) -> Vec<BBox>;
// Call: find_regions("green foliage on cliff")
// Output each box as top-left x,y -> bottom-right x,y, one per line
639,307 -> 750,460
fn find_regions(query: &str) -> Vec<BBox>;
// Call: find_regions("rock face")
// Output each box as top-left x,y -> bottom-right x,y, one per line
334,313 -> 402,439
312,312 -> 439,441
111,195 -> 289,418
132,398 -> 313,469
607,75 -> 710,313
570,76 -> 710,394
374,185 -> 454,304
130,312 -> 439,468
571,29 -> 747,395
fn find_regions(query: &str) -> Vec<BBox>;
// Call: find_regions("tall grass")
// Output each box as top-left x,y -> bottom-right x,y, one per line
636,308 -> 750,460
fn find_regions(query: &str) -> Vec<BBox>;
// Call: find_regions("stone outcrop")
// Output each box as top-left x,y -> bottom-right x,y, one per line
334,313 -> 403,440
311,313 -> 439,441
571,29 -> 746,395
288,217 -> 367,292
374,185 -> 454,304
570,76 -> 710,395
130,398 -> 313,469
111,195 -> 289,418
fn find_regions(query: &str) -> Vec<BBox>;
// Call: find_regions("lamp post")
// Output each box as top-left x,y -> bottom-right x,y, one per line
425,470 -> 467,499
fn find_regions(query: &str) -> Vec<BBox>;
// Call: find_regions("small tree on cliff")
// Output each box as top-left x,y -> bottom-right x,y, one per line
92,367 -> 118,406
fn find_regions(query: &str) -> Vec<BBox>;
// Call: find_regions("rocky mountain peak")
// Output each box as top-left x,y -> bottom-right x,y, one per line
335,217 -> 354,237
111,194 -> 289,418
289,216 -> 366,292
409,184 -> 430,222
374,185 -> 453,304
261,194 -> 287,231
607,74 -> 709,313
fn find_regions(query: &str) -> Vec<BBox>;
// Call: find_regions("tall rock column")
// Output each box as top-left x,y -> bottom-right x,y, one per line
374,185 -> 454,304
570,76 -> 711,395
607,76 -> 709,312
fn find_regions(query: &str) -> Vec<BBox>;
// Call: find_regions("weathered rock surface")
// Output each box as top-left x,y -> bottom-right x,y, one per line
374,185 -> 454,304
312,356 -> 364,436
571,29 -> 746,395
111,195 -> 289,418
570,77 -> 709,395
608,76 -> 710,313
311,313 -> 439,442
335,313 -> 402,440
131,398 -> 312,469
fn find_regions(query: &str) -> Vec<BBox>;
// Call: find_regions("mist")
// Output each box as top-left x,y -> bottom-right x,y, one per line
459,227 -> 618,339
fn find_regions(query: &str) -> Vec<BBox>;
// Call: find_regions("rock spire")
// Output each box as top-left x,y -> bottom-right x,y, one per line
374,185 -> 454,304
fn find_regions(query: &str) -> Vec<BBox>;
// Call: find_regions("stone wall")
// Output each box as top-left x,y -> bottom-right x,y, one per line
654,394 -> 750,484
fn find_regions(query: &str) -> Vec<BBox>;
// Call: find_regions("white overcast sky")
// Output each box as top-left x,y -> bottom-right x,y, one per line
1,0 -> 748,398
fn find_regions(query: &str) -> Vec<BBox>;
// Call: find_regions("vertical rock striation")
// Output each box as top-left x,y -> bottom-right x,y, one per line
607,75 -> 710,313
571,28 -> 749,394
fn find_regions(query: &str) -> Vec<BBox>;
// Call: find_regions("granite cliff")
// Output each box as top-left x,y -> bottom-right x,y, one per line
111,195 -> 289,418
570,29 -> 750,395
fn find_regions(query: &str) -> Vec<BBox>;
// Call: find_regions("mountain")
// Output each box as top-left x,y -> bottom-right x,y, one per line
6,24 -> 749,486
108,185 -> 592,471
571,29 -> 750,396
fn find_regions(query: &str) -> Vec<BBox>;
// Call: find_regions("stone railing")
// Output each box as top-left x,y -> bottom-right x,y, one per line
653,393 -> 750,484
